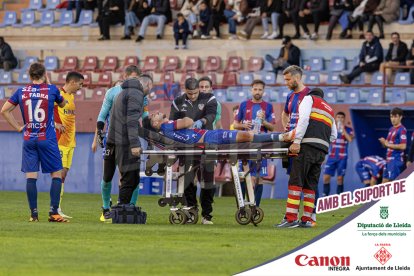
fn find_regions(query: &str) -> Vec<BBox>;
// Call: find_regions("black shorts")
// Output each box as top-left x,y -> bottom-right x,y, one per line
105,143 -> 140,173
289,144 -> 326,191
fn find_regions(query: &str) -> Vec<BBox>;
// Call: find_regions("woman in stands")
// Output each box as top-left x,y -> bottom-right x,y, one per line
367,0 -> 400,39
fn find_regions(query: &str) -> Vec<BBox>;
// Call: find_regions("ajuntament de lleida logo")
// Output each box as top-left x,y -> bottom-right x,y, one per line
380,206 -> 389,219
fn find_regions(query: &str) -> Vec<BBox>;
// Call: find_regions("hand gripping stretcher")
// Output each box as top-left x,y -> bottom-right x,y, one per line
140,129 -> 290,225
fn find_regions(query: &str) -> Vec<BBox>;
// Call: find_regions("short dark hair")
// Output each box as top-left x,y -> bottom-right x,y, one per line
185,77 -> 199,90
282,65 -> 303,77
29,62 -> 46,81
251,79 -> 265,88
391,32 -> 400,38
391,107 -> 403,116
336,111 -> 346,117
124,65 -> 141,77
366,30 -> 374,35
198,76 -> 212,87
232,105 -> 239,111
65,71 -> 84,83
0,37 -> 4,44
177,12 -> 184,18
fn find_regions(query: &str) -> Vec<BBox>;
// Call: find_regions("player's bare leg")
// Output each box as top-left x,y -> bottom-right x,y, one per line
58,167 -> 72,219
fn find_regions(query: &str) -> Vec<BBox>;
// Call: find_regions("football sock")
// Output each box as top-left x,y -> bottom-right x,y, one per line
285,185 -> 302,222
323,183 -> 330,196
254,184 -> 263,207
50,178 -> 62,214
252,133 -> 282,143
26,178 -> 38,211
130,186 -> 139,205
337,184 -> 344,194
101,180 -> 112,209
302,189 -> 316,222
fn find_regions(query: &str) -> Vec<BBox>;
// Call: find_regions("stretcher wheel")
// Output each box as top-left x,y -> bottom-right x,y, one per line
186,208 -> 199,224
156,168 -> 165,176
158,198 -> 167,207
251,207 -> 264,224
145,169 -> 153,176
169,210 -> 187,225
235,208 -> 252,225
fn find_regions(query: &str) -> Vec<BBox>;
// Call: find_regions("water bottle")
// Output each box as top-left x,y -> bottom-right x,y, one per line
337,120 -> 343,134
252,110 -> 263,134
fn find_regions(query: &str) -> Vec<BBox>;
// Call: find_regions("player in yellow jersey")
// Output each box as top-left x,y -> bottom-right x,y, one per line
54,72 -> 84,219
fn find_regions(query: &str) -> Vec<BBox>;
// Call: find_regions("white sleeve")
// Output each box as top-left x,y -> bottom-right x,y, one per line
330,119 -> 338,142
292,95 -> 313,144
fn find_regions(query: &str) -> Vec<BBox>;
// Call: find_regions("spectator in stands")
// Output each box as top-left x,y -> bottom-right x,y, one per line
223,1 -> 239,39
0,37 -> 18,72
198,1 -> 211,38
207,0 -> 225,39
260,0 -> 282,40
379,32 -> 408,84
97,0 -> 125,41
173,13 -> 190,49
341,0 -> 380,39
122,0 -> 151,40
400,0 -> 414,20
298,0 -> 329,40
407,40 -> 414,84
339,31 -> 383,84
326,0 -> 354,40
68,0 -> 84,23
237,1 -> 262,40
136,0 -> 172,42
265,36 -> 301,76
181,0 -> 202,36
368,0 -> 400,39
278,0 -> 301,39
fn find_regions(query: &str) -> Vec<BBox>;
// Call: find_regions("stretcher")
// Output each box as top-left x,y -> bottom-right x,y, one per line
141,129 -> 290,225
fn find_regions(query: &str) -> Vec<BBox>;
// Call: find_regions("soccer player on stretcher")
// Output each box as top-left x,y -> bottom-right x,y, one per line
148,112 -> 291,145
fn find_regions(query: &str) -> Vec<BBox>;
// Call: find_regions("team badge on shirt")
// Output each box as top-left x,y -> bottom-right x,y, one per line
198,104 -> 204,110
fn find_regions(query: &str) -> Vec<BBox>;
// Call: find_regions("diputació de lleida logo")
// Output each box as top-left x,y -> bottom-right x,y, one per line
380,206 -> 389,219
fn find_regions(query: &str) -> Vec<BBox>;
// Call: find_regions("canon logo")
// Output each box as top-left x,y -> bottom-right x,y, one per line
295,255 -> 350,267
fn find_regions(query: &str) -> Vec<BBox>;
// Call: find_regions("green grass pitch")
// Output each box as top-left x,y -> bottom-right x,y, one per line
0,191 -> 360,276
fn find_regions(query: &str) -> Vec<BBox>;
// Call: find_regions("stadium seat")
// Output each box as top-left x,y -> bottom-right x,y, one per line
44,56 -> 59,71
344,89 -> 360,104
328,56 -> 346,72
22,0 -> 43,11
224,56 -> 243,72
326,72 -> 341,84
367,88 -> 384,104
0,11 -> 17,27
97,72 -> 112,87
394,72 -> 411,85
17,71 -> 30,84
82,72 -> 92,87
0,71 -> 12,84
160,56 -> 179,72
41,0 -> 61,10
324,88 -> 338,104
13,11 -> 36,28
205,72 -> 217,86
222,72 -> 238,87
0,86 -> 5,99
117,56 -> 139,72
308,56 -> 324,71
247,57 -> 264,72
56,72 -> 67,85
81,56 -> 99,72
399,5 -> 414,24
370,72 -> 384,85
304,72 -> 320,85
99,56 -> 118,72
180,72 -> 196,85
257,71 -> 276,85
239,72 -> 254,85
390,89 -> 406,104
74,88 -> 86,101
179,56 -> 200,73
33,10 -> 55,27
405,88 -> 414,102
264,87 -> 278,102
71,10 -> 93,27
142,56 -> 159,73
55,56 -> 78,72
89,87 -> 106,101
214,89 -> 227,103
227,87 -> 250,102
51,10 -> 74,27
21,56 -> 39,71
160,72 -> 174,84
203,56 -> 222,73
277,88 -> 290,103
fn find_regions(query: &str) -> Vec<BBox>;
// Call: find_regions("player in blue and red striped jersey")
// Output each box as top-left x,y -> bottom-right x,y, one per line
232,79 -> 277,206
379,107 -> 407,182
323,111 -> 354,196
0,63 -> 68,222
355,155 -> 386,187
